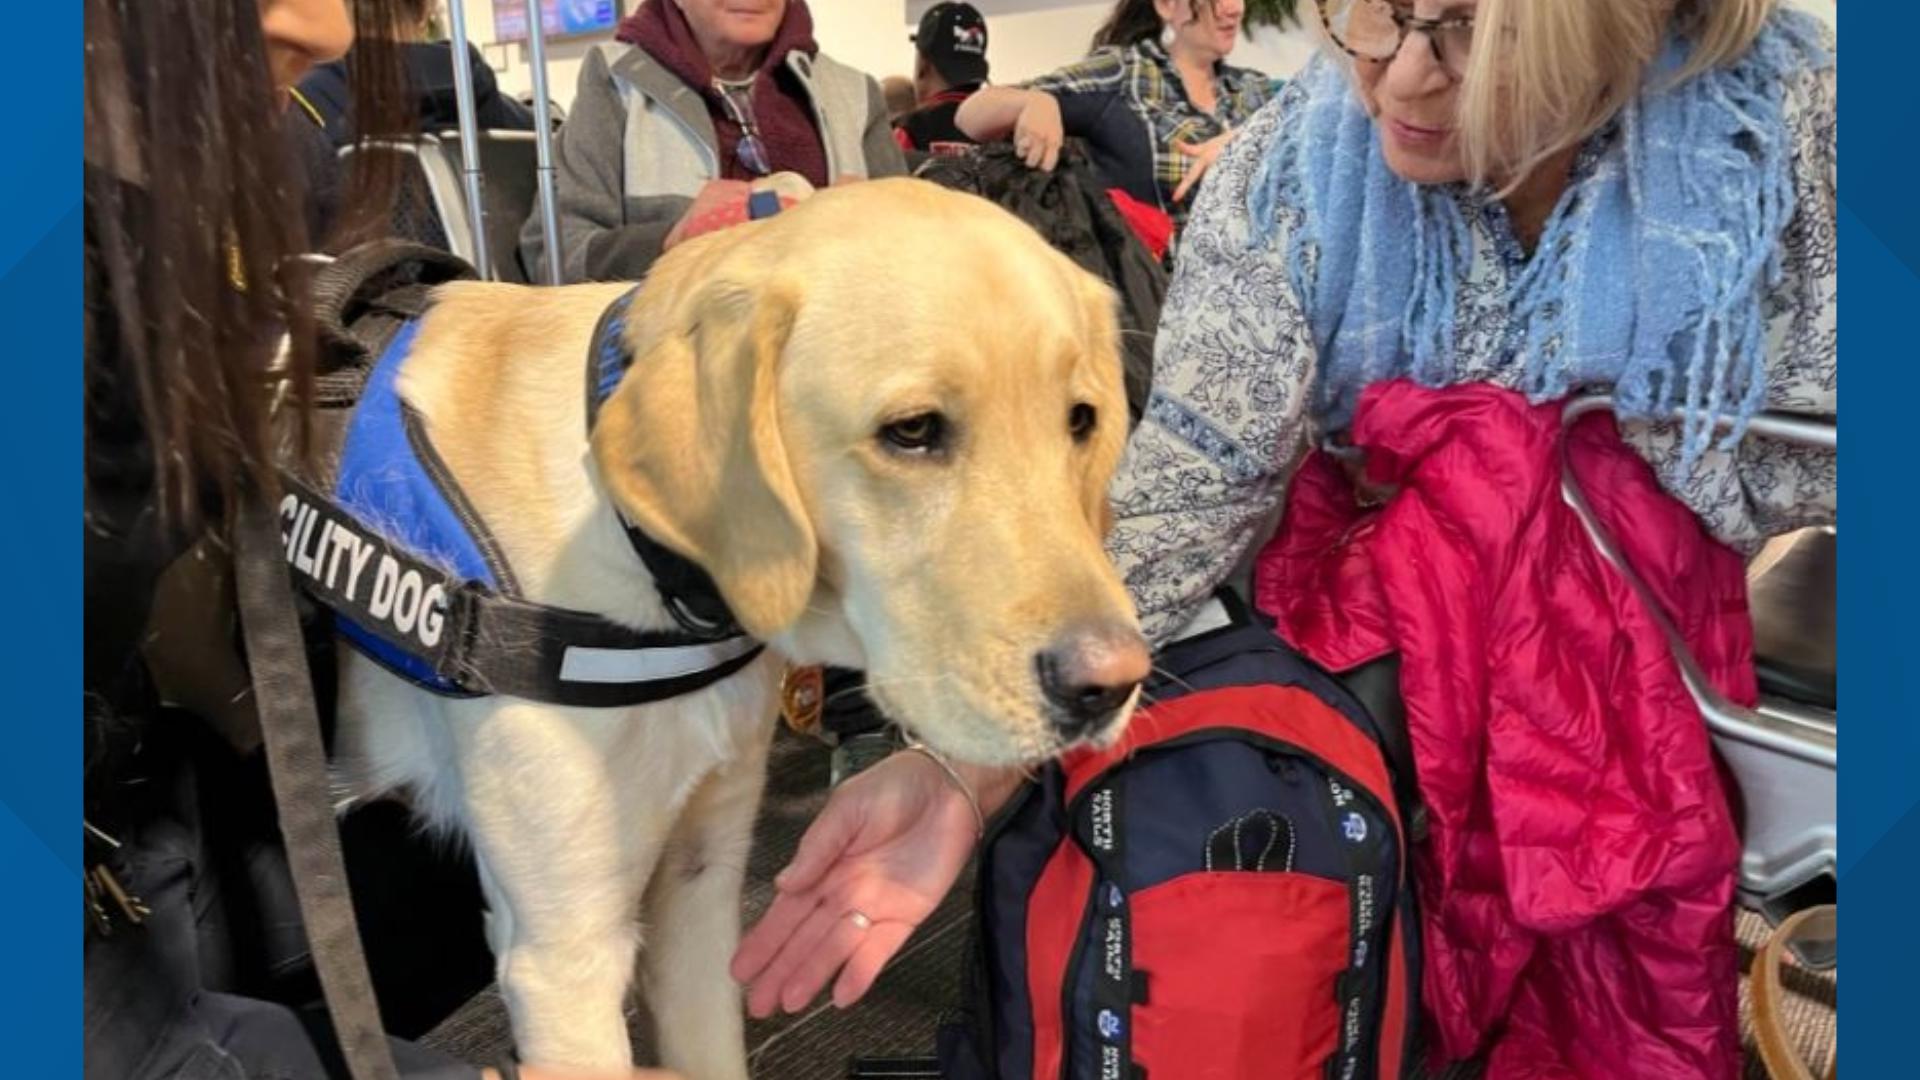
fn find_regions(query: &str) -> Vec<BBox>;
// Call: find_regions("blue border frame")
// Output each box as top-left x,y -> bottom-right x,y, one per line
28,3 -> 1898,1077
1838,5 -> 1908,1070
7,0 -> 78,1070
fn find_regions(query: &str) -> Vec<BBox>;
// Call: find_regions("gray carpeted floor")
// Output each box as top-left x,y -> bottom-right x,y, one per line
423,728 -> 980,1074
423,729 -> 1836,1078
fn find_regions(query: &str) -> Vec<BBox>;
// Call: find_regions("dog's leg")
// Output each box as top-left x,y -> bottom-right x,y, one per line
640,720 -> 776,1080
458,701 -> 674,1071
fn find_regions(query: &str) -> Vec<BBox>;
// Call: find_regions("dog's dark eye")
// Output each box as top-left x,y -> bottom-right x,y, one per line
880,412 -> 948,455
1069,403 -> 1097,443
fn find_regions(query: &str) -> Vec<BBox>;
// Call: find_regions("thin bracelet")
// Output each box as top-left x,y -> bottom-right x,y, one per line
902,740 -> 986,839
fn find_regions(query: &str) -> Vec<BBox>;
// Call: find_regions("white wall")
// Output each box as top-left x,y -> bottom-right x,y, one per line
808,0 -> 913,85
452,1 -> 1316,113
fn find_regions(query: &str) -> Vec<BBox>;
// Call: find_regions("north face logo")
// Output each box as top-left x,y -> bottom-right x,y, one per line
1090,789 -> 1115,851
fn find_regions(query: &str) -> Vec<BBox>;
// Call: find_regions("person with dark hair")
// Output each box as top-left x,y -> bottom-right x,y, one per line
521,0 -> 907,284
298,0 -> 536,145
83,1 -> 676,1077
894,2 -> 990,153
955,0 -> 1272,234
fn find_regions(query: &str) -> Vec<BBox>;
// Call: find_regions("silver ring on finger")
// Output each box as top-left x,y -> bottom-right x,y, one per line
845,910 -> 873,932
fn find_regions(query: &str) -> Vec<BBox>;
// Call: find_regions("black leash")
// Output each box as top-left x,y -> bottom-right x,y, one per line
234,493 -> 401,1080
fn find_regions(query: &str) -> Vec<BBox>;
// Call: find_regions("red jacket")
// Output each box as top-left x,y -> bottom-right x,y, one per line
1254,381 -> 1750,1079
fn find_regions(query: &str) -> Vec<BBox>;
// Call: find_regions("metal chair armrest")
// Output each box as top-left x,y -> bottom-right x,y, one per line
1558,396 -> 1836,768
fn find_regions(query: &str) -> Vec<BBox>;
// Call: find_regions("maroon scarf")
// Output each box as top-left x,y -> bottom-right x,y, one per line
619,0 -> 829,187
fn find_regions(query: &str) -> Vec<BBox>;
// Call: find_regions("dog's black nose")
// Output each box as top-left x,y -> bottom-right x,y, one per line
1037,621 -> 1151,741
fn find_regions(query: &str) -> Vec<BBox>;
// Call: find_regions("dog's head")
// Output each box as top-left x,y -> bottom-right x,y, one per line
592,178 -> 1148,765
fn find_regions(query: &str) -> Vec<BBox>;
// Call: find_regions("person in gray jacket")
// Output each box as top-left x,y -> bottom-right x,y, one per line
522,0 -> 907,282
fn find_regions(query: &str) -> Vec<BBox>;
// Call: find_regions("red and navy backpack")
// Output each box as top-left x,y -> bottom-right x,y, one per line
939,596 -> 1420,1080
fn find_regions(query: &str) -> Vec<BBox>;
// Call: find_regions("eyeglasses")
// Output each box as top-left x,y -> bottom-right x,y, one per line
714,85 -> 772,176
1317,0 -> 1476,79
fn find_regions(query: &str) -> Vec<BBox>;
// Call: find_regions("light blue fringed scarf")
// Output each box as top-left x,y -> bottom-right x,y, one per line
1247,8 -> 1831,466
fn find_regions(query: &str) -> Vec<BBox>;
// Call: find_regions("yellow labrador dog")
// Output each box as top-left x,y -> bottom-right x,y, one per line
333,178 -> 1148,1076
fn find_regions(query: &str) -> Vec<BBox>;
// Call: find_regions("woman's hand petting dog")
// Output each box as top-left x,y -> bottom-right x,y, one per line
731,751 -> 1023,1015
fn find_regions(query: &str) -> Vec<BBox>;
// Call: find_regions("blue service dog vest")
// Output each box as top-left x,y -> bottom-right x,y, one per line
280,290 -> 763,708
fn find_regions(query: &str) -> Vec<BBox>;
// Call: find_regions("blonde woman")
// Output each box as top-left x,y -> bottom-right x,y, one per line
1113,0 -> 1837,630
735,2 -> 1834,1077
1111,1 -> 1834,1076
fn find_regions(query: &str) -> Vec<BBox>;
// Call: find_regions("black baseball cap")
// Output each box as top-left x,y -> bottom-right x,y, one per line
913,3 -> 989,87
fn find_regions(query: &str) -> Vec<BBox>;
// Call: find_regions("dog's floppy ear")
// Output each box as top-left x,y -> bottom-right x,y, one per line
591,277 -> 816,638
1078,279 -> 1129,538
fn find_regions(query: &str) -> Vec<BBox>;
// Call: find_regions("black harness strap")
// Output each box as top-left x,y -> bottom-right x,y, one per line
453,586 -> 762,708
280,472 -> 763,708
310,240 -> 477,408
585,286 -> 747,640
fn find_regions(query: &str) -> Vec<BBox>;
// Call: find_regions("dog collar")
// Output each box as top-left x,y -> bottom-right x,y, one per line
587,287 -> 750,641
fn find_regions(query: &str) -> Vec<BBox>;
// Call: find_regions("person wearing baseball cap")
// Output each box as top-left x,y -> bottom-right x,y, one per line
896,3 -> 990,153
